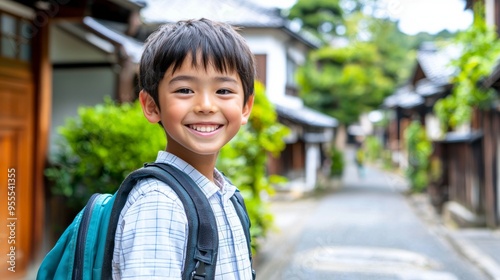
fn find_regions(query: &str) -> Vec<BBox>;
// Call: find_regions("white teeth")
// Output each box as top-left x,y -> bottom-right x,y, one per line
189,125 -> 219,133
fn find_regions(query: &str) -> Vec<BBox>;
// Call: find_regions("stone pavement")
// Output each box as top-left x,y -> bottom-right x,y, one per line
255,147 -> 500,279
447,228 -> 500,279
401,177 -> 500,279
409,193 -> 500,280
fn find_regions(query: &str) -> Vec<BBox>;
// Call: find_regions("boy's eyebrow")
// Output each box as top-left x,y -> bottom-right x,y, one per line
169,75 -> 197,84
169,75 -> 239,84
214,76 -> 239,84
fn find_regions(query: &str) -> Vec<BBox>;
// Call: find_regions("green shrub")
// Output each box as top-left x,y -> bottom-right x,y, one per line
363,136 -> 383,163
45,98 -> 166,209
403,121 -> 433,192
329,145 -> 344,177
381,150 -> 395,171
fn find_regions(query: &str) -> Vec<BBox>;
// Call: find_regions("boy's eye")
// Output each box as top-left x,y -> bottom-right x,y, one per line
216,89 -> 233,95
175,88 -> 193,94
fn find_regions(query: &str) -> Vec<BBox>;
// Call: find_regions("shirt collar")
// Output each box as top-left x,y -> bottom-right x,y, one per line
155,151 -> 236,202
214,169 -> 237,204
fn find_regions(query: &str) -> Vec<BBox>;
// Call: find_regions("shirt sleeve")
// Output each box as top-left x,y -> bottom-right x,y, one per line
115,183 -> 188,279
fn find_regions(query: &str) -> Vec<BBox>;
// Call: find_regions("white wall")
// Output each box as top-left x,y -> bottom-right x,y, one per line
425,114 -> 443,140
486,0 -> 495,27
49,68 -> 115,156
305,143 -> 319,190
50,24 -> 113,64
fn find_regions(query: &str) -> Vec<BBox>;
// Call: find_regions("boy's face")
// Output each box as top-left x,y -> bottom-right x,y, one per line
141,54 -> 253,161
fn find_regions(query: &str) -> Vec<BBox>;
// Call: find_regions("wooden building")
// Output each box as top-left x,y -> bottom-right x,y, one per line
0,0 -> 144,277
475,65 -> 500,227
426,0 -> 500,228
429,93 -> 499,228
382,43 -> 456,168
430,132 -> 486,226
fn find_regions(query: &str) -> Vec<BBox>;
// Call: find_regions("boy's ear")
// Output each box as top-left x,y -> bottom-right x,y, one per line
241,94 -> 255,125
139,90 -> 161,123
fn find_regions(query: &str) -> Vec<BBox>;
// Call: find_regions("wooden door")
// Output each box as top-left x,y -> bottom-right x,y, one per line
0,59 -> 34,279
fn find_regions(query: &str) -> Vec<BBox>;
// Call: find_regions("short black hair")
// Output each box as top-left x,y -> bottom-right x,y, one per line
139,18 -> 256,107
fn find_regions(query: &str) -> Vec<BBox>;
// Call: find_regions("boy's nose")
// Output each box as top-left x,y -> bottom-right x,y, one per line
194,93 -> 217,114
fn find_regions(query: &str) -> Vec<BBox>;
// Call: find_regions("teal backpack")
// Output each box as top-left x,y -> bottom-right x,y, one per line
37,163 -> 254,280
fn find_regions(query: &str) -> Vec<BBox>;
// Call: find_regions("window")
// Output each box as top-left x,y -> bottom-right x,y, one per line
286,56 -> 297,87
0,11 -> 31,62
254,54 -> 267,86
286,56 -> 299,97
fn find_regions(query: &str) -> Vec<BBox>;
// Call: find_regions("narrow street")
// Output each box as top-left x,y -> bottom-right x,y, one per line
255,147 -> 489,280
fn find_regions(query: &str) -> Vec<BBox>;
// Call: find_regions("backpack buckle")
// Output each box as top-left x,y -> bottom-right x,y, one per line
190,261 -> 206,280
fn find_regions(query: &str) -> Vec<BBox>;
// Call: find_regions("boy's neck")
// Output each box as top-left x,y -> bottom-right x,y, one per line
166,149 -> 218,182
190,158 -> 217,182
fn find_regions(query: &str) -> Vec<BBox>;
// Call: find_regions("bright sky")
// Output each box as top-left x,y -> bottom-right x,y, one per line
251,0 -> 474,35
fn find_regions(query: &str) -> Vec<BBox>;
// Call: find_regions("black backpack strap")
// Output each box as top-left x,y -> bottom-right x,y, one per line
230,190 -> 256,280
147,163 -> 219,280
102,163 -> 218,280
102,168 -> 157,279
221,173 -> 255,279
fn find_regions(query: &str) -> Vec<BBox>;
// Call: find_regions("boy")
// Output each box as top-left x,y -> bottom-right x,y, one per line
112,19 -> 255,279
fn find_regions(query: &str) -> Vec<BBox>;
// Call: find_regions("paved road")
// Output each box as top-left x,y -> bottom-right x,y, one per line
255,150 -> 489,280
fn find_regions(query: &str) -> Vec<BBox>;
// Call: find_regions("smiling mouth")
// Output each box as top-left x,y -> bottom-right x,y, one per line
188,124 -> 222,133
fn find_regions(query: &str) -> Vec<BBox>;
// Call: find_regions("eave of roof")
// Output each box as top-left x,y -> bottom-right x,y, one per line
434,131 -> 483,144
482,62 -> 500,90
415,43 -> 459,86
382,85 -> 424,109
414,78 -> 450,97
109,0 -> 146,10
83,17 -> 144,63
276,104 -> 338,128
384,43 -> 460,110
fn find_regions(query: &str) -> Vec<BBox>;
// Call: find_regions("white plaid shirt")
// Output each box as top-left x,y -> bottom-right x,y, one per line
112,151 -> 252,279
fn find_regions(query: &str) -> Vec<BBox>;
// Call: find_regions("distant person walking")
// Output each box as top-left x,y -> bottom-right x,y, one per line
355,136 -> 365,178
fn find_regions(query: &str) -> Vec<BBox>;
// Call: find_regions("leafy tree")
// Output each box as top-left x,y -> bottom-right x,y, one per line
297,43 -> 393,125
287,0 -> 343,42
367,17 -> 416,83
289,0 -> 415,128
411,30 -> 457,48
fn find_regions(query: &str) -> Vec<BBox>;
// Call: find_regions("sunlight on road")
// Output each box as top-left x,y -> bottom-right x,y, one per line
291,246 -> 458,279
